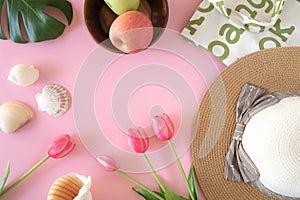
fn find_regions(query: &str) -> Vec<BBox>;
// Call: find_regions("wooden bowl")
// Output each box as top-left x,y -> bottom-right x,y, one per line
84,0 -> 169,53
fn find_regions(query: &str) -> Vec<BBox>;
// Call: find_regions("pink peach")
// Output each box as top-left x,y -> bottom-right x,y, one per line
109,11 -> 154,53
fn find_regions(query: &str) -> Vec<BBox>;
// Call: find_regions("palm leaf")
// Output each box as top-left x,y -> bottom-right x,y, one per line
0,0 -> 73,43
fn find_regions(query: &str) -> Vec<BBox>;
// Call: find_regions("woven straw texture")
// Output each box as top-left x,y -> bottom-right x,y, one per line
192,46 -> 300,200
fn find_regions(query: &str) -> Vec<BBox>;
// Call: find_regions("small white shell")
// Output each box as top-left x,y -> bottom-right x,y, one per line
7,64 -> 39,86
35,84 -> 71,117
0,101 -> 34,134
47,173 -> 92,200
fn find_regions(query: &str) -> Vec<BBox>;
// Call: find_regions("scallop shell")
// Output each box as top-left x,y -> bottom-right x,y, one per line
0,101 -> 34,134
47,173 -> 92,200
35,84 -> 71,117
7,64 -> 39,86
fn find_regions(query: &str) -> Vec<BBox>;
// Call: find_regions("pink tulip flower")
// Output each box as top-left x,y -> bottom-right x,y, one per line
48,134 -> 75,159
127,127 -> 166,192
0,134 -> 75,198
152,113 -> 175,141
153,114 -> 196,200
96,155 -> 120,172
127,127 -> 149,153
96,155 -> 165,200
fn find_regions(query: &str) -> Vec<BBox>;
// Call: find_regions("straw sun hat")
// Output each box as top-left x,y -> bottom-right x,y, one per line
192,46 -> 300,200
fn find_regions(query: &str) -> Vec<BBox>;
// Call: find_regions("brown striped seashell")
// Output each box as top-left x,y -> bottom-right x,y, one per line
47,173 -> 92,200
35,84 -> 71,117
0,101 -> 34,134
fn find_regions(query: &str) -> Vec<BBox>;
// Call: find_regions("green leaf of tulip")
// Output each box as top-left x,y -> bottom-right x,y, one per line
187,163 -> 199,200
132,187 -> 164,200
0,161 -> 10,193
0,0 -> 73,43
165,188 -> 188,200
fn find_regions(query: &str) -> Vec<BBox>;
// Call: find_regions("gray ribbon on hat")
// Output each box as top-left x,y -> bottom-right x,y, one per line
224,83 -> 279,182
224,83 -> 300,199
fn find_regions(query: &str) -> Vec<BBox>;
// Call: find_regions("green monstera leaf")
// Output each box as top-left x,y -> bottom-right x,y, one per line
0,0 -> 73,43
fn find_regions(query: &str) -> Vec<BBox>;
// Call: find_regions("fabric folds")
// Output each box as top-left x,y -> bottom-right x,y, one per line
224,83 -> 300,199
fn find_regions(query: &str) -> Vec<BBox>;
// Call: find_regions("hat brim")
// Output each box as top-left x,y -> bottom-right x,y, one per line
192,46 -> 300,200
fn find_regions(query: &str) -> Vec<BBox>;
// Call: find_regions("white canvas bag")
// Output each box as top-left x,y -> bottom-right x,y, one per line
181,0 -> 300,65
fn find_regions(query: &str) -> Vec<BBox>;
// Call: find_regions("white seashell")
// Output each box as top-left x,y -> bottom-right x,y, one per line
35,84 -> 71,117
0,101 -> 34,134
47,173 -> 92,200
7,64 -> 39,86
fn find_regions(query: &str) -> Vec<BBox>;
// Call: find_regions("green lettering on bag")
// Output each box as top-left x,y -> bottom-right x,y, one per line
215,1 -> 230,19
247,0 -> 273,13
235,4 -> 258,19
259,37 -> 281,49
269,19 -> 295,42
197,2 -> 214,13
273,0 -> 284,15
185,16 -> 206,35
219,24 -> 245,44
208,41 -> 230,61
227,9 -> 232,15
245,23 -> 265,32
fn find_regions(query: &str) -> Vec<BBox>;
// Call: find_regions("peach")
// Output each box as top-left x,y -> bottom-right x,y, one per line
109,11 -> 154,53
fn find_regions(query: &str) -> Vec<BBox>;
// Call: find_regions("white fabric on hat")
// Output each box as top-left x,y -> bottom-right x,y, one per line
242,96 -> 300,198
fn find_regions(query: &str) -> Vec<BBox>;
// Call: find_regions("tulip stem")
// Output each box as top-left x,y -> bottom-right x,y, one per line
168,140 -> 196,200
143,153 -> 165,192
116,169 -> 164,200
0,155 -> 50,199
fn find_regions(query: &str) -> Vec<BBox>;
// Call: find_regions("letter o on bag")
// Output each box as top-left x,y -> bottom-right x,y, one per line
259,37 -> 281,50
208,41 -> 230,61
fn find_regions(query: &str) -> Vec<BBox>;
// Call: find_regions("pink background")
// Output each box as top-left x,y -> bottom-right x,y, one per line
0,0 -> 226,199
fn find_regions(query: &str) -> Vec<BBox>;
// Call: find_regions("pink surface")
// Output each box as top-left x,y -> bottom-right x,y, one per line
0,0 -> 226,199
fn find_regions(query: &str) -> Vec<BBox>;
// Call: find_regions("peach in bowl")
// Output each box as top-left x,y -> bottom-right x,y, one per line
83,0 -> 169,53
